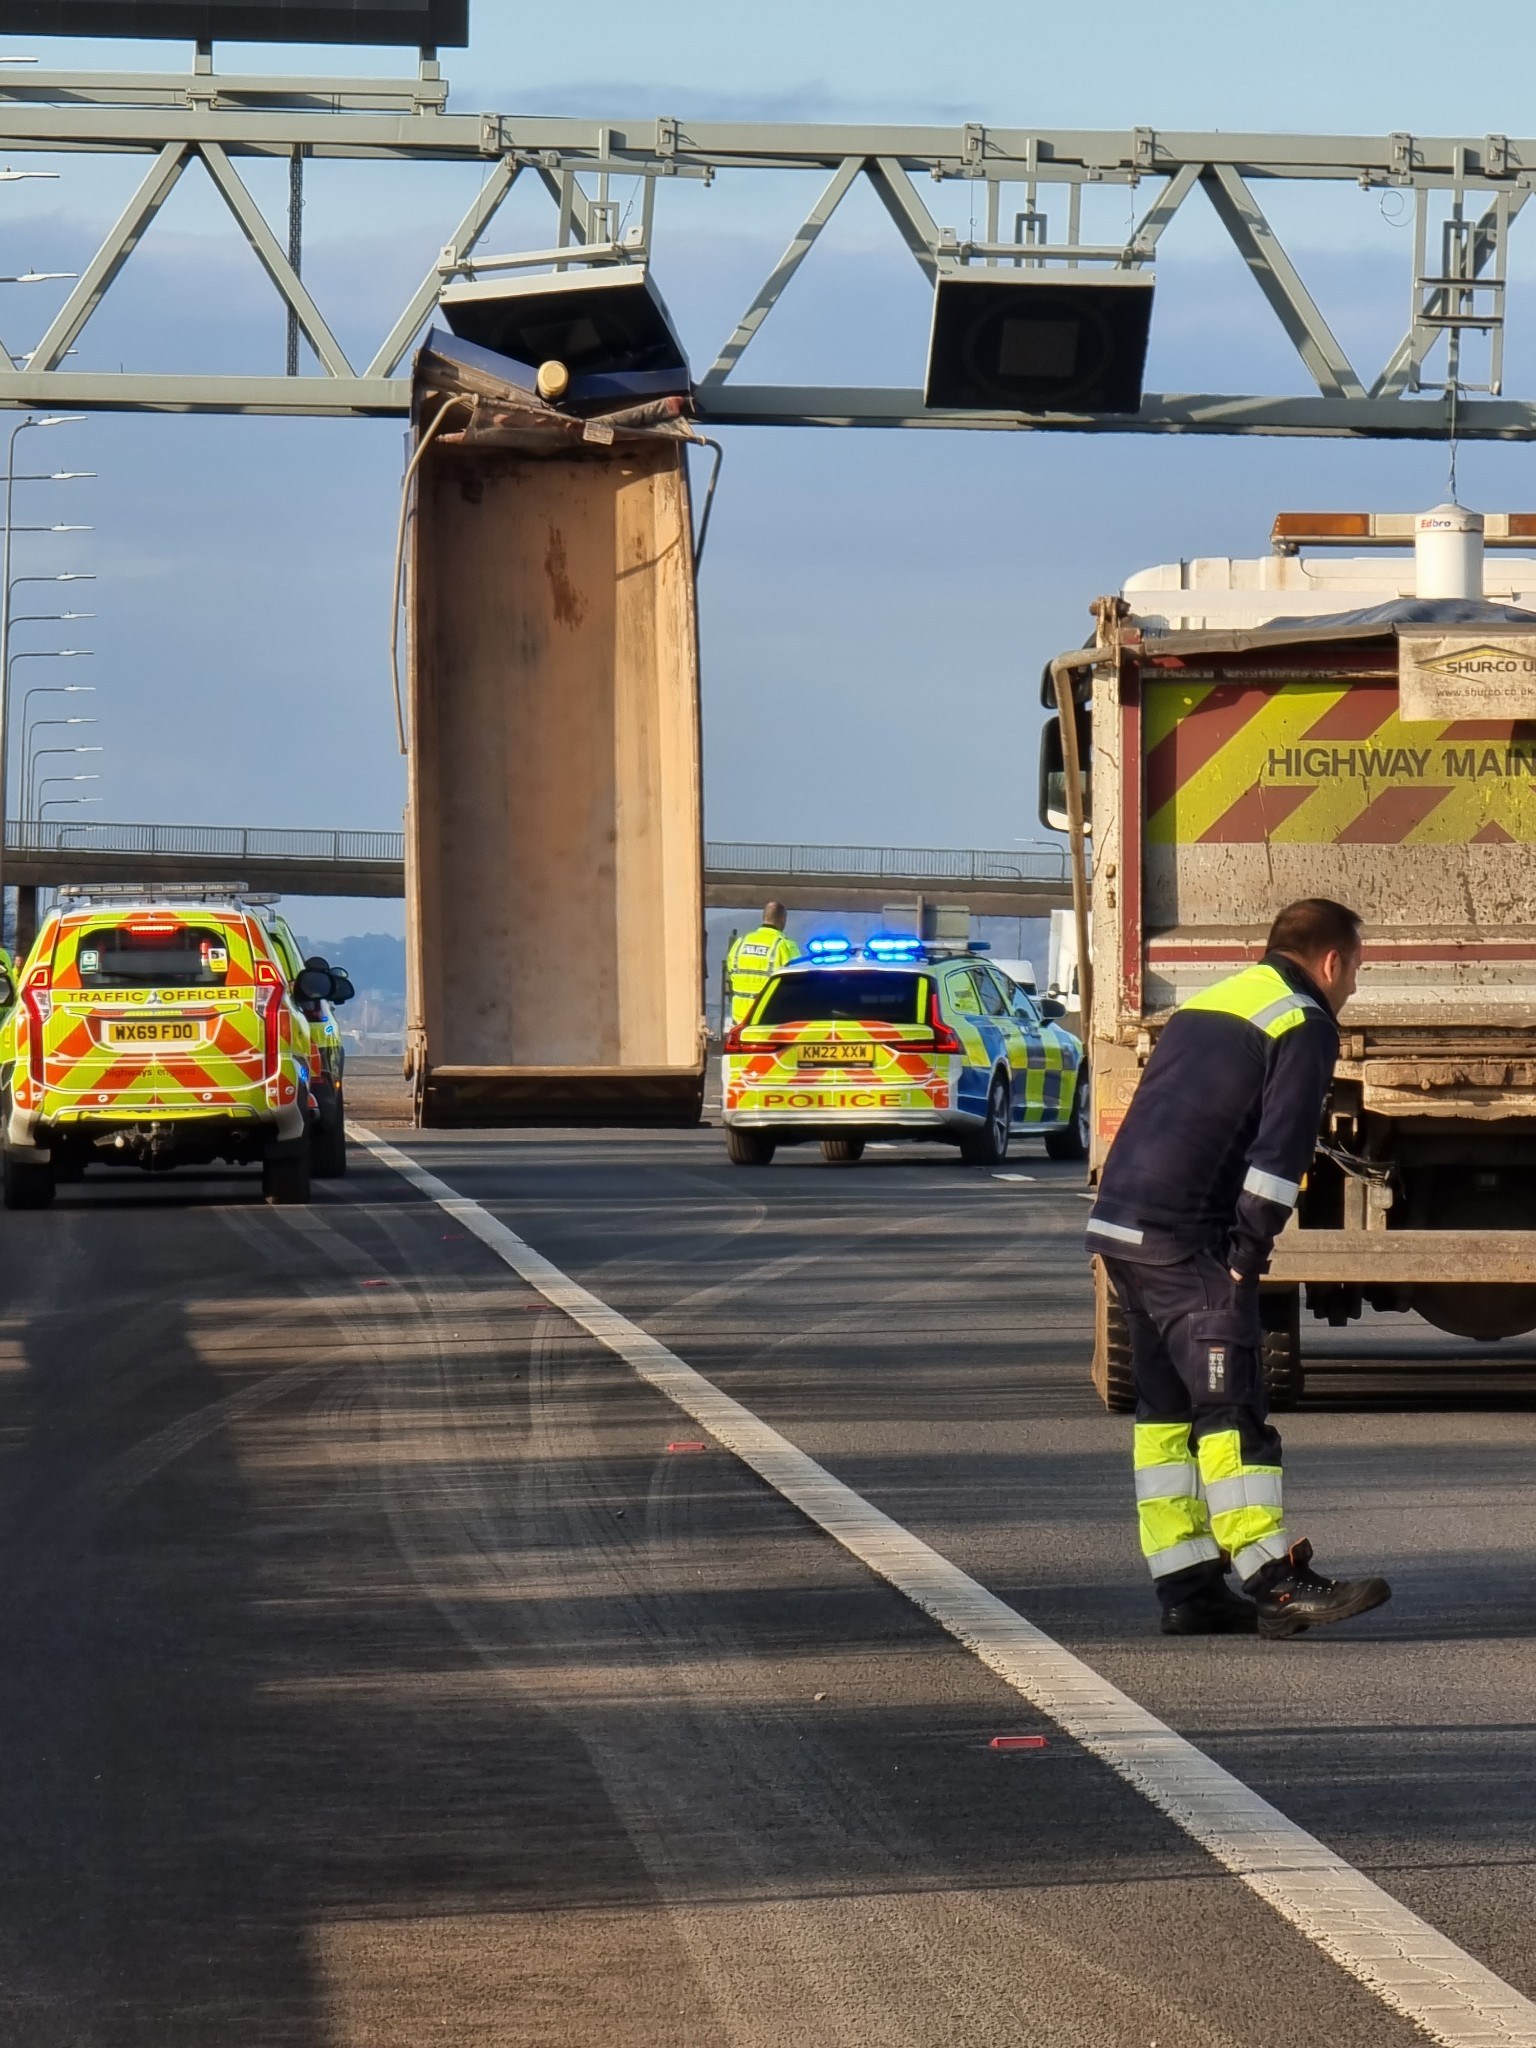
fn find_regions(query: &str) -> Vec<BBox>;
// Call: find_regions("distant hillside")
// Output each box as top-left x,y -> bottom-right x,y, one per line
295,931 -> 405,997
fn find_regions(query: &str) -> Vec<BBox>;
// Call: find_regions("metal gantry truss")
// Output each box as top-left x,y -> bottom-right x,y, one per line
3,56 -> 1536,436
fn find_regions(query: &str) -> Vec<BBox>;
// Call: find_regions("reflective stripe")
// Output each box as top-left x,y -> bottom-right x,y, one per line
1249,991 -> 1319,1034
1135,1460 -> 1199,1502
1146,1535 -> 1222,1580
1243,1165 -> 1300,1207
1205,1471 -> 1285,1517
1234,1531 -> 1291,1580
1086,1217 -> 1144,1245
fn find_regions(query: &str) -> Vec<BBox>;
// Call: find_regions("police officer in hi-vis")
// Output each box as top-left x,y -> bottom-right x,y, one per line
1086,897 -> 1391,1639
724,902 -> 800,1023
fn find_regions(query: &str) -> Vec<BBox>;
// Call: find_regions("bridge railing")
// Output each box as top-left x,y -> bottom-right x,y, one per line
4,823 -> 1069,884
5,821 -> 406,862
702,841 -> 1070,883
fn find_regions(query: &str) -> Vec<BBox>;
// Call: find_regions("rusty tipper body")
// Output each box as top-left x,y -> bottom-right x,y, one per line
1041,508 -> 1536,1407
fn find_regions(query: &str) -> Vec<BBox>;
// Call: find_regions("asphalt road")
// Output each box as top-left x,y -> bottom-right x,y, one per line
2,1121 -> 1535,2046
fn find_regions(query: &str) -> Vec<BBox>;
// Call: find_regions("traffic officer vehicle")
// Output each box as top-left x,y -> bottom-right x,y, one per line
251,906 -> 355,1177
1,894 -> 322,1208
721,934 -> 1088,1165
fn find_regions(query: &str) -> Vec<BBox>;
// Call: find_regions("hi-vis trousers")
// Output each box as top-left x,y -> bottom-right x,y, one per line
1102,1251 -> 1290,1602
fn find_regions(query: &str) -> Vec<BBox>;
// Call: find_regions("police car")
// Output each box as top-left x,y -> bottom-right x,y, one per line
720,934 -> 1088,1166
1,894 -> 322,1208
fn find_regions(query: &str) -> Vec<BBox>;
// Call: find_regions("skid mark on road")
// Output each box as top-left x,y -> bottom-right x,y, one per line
352,1124 -> 1536,2048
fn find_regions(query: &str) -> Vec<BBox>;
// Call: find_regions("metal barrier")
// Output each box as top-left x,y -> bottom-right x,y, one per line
4,823 -> 1068,885
702,841 -> 1070,883
5,821 -> 405,863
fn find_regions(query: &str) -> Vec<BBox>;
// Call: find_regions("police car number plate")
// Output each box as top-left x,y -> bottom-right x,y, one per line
798,1043 -> 873,1065
104,1020 -> 202,1045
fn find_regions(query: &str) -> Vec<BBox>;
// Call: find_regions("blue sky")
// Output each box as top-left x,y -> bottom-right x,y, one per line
6,1 -> 1536,939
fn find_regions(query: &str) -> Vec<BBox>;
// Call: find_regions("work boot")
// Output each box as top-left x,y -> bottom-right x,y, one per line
1159,1579 -> 1258,1636
1249,1538 -> 1391,1640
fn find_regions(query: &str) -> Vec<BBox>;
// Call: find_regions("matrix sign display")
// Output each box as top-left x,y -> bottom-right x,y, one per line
0,1 -> 468,41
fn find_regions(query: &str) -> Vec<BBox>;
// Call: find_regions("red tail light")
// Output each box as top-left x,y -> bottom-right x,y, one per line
22,965 -> 52,1086
722,1020 -> 744,1054
255,959 -> 283,1078
924,989 -> 963,1055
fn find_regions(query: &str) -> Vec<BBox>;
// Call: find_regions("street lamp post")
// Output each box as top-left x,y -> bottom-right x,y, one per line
29,750 -> 101,820
37,777 -> 100,820
6,646 -> 92,796
0,415 -> 86,910
18,683 -> 94,757
23,719 -> 96,818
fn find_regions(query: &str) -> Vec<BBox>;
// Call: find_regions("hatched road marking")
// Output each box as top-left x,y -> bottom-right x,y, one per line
353,1123 -> 1536,2048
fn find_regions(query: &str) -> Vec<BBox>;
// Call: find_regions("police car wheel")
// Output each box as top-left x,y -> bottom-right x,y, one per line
262,1148 -> 312,1205
960,1075 -> 1010,1166
310,1100 -> 349,1178
1045,1071 -> 1090,1161
820,1138 -> 865,1164
2,1147 -> 55,1210
726,1127 -> 776,1166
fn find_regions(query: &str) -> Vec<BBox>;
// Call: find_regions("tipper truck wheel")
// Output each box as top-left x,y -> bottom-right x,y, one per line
1092,1258 -> 1136,1413
1261,1286 -> 1305,1410
726,1128 -> 775,1167
3,1149 -> 55,1210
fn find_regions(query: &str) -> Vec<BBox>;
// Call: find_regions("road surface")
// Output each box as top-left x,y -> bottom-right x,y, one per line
2,1119 -> 1534,2045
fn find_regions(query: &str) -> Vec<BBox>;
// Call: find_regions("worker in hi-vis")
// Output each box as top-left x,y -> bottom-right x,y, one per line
1085,896 -> 1391,1640
725,902 -> 801,1023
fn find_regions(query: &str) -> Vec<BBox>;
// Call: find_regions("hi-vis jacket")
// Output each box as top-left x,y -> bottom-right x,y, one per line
1086,953 -> 1338,1281
725,925 -> 801,1022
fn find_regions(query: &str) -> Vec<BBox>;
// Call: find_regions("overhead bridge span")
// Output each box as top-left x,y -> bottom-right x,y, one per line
5,825 -> 1072,918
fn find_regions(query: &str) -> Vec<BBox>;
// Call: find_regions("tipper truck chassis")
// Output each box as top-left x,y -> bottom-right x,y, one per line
1042,505 -> 1536,1408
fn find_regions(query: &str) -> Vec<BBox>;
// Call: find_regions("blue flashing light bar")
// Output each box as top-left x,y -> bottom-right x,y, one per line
806,934 -> 854,961
864,933 -> 926,962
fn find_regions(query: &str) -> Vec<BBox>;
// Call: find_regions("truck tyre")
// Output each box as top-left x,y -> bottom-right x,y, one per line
1092,1258 -> 1136,1412
310,1097 -> 349,1178
821,1138 -> 865,1164
3,1149 -> 55,1210
262,1147 -> 312,1205
959,1074 -> 1011,1166
1260,1286 -> 1305,1411
1045,1069 -> 1090,1162
726,1127 -> 775,1167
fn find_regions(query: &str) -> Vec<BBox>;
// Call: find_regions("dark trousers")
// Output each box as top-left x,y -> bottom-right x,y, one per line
1103,1250 -> 1287,1603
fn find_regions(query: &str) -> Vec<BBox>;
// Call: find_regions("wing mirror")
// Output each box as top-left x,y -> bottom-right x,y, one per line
329,972 -> 356,1005
295,967 -> 333,1001
0,972 -> 13,1009
1039,997 -> 1066,1020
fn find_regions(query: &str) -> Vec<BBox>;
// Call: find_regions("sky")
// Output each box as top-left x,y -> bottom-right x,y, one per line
7,1 -> 1536,941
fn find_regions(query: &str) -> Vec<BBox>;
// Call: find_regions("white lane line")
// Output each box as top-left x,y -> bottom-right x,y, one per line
992,1172 -> 1037,1182
351,1123 -> 1536,2048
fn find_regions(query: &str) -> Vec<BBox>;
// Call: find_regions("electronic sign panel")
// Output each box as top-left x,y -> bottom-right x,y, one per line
0,1 -> 468,43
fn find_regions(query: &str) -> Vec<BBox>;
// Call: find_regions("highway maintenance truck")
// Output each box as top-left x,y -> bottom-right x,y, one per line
1041,504 -> 1536,1408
